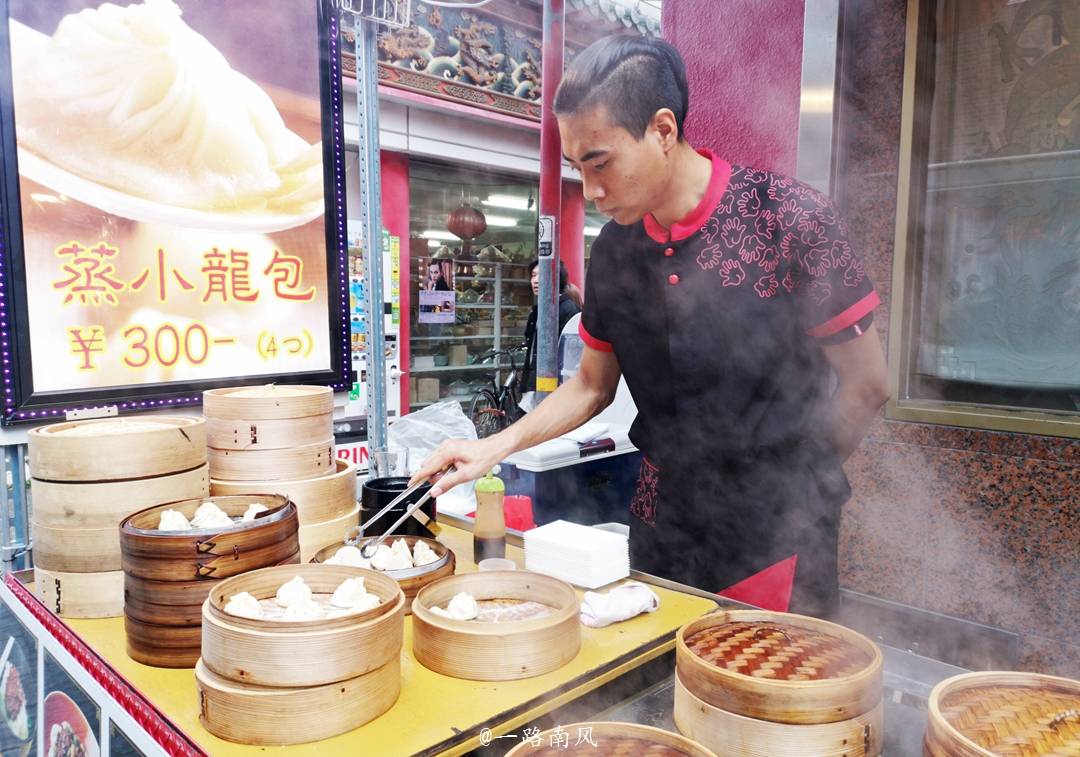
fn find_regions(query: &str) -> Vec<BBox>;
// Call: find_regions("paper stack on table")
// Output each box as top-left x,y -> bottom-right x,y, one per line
523,520 -> 630,589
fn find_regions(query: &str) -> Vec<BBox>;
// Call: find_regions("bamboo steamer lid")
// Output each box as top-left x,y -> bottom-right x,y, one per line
120,495 -> 299,581
211,459 -> 356,526
31,521 -> 120,572
28,416 -> 206,481
673,673 -> 883,757
31,464 -> 209,529
297,504 -> 360,561
200,563 -> 405,688
924,671 -> 1080,757
505,721 -> 717,756
207,439 -> 335,482
35,567 -> 123,618
195,656 -> 400,746
310,535 -> 456,614
676,610 -> 882,725
205,413 -> 333,451
203,385 -> 334,420
412,570 -> 581,681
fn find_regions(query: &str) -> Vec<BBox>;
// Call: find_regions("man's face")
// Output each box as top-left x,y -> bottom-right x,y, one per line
559,105 -> 672,226
530,266 -> 539,296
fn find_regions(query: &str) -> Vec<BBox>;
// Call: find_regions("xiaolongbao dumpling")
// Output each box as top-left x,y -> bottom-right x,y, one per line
224,591 -> 262,620
11,0 -> 322,214
274,576 -> 312,608
157,509 -> 191,531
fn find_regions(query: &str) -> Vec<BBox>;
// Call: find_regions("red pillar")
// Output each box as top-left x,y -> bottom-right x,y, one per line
663,1 -> 804,175
560,180 -> 585,289
380,150 -> 411,414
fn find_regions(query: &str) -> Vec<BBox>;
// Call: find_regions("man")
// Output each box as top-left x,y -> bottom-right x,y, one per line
412,35 -> 888,617
522,259 -> 581,391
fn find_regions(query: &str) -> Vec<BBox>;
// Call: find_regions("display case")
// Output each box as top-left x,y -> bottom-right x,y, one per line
409,260 -> 533,409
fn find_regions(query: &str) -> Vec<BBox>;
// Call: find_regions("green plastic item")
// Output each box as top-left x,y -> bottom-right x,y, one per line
475,471 -> 505,494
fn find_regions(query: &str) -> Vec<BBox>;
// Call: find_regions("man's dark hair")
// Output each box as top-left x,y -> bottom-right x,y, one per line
529,259 -> 569,293
554,35 -> 689,140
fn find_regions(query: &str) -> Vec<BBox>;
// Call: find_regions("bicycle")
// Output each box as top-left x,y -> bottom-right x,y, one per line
468,345 -> 527,439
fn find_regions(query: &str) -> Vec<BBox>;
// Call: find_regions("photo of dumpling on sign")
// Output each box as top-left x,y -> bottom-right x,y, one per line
5,0 -> 335,393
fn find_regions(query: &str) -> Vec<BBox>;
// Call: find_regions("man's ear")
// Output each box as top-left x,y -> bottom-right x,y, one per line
651,108 -> 680,153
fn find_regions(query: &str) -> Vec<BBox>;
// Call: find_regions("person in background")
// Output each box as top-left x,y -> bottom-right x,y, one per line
565,281 -> 584,311
413,35 -> 888,619
522,259 -> 581,391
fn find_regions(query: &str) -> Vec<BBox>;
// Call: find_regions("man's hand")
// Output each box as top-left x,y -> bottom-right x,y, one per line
408,345 -> 622,498
409,435 -> 513,497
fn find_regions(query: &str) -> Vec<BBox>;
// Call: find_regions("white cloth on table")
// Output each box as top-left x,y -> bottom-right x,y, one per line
579,581 -> 660,628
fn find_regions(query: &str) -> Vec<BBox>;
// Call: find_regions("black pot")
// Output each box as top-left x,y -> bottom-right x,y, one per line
360,476 -> 437,537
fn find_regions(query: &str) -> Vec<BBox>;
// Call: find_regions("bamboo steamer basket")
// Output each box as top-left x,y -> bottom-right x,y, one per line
211,458 -> 356,526
205,413 -> 333,451
201,563 -> 405,688
120,495 -> 299,581
207,439 -> 335,482
412,570 -> 580,681
311,535 -> 456,613
195,656 -> 400,746
674,673 -> 883,757
203,385 -> 334,420
924,671 -> 1080,757
676,610 -> 882,725
31,464 -> 209,529
122,551 -> 300,669
28,416 -> 206,481
505,722 -> 716,756
31,521 -> 119,572
34,567 -> 124,618
297,504 -> 360,561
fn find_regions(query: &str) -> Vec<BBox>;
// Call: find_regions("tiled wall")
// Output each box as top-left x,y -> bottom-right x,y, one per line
834,0 -> 1080,678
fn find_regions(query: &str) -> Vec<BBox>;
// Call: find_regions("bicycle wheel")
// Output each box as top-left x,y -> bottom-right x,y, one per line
469,388 -> 503,439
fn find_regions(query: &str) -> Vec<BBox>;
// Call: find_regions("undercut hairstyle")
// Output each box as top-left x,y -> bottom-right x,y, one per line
554,35 -> 689,140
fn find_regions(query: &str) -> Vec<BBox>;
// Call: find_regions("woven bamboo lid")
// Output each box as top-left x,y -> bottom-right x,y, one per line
925,672 -> 1080,757
676,610 -> 882,725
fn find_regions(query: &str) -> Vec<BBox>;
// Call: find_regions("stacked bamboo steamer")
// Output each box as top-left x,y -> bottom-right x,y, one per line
204,385 -> 358,560
924,671 -> 1080,756
120,494 -> 300,668
197,563 -> 405,745
673,610 -> 884,757
28,417 -> 208,619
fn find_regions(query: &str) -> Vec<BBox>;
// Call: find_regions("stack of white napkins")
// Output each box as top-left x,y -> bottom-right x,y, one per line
523,520 -> 629,589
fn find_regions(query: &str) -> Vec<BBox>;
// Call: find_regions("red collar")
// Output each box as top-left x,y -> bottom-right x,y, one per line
642,149 -> 732,244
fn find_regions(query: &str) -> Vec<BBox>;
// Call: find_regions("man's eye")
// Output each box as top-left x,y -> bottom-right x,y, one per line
594,161 -> 608,171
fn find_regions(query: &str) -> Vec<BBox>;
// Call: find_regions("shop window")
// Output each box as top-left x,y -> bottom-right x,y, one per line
890,0 -> 1080,436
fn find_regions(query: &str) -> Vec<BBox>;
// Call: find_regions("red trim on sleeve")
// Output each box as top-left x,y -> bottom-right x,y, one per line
807,290 -> 881,338
579,321 -> 614,352
643,149 -> 732,244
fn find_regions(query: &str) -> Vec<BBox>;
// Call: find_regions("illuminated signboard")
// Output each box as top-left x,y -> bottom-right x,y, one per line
0,0 -> 350,423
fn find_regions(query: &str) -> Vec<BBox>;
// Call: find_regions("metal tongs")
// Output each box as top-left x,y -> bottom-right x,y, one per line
354,466 -> 454,558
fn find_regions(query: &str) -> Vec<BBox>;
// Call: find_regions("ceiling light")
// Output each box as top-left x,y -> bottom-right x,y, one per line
428,240 -> 440,248
483,194 -> 531,211
421,230 -> 459,241
584,226 -> 603,237
484,215 -> 518,227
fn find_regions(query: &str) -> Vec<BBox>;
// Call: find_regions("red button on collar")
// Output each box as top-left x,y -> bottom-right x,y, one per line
668,274 -> 680,285
664,247 -> 675,257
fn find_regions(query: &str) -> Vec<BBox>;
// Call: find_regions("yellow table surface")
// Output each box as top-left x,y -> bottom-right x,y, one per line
64,525 -> 716,755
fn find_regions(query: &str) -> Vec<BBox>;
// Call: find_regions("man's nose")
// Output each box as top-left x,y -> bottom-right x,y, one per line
582,177 -> 605,203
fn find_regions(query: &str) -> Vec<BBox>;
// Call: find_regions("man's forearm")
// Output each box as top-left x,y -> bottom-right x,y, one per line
493,375 -> 611,457
827,385 -> 885,461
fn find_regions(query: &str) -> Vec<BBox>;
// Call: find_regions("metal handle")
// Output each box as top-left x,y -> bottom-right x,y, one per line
358,487 -> 438,558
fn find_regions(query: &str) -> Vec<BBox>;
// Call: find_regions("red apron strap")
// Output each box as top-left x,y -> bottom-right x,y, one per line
717,554 -> 798,612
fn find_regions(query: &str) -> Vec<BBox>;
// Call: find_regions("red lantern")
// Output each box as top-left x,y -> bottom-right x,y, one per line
447,203 -> 487,257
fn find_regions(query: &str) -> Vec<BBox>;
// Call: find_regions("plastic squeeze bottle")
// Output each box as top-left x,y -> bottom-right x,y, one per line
473,470 -> 506,562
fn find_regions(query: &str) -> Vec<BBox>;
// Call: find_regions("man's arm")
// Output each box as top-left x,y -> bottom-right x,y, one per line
821,321 -> 889,461
410,346 -> 622,496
